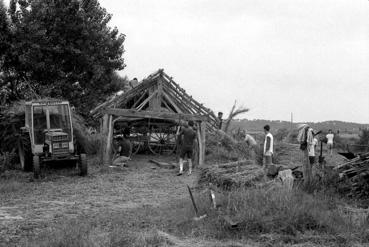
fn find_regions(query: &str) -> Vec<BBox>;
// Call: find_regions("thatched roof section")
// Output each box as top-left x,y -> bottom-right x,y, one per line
90,69 -> 219,129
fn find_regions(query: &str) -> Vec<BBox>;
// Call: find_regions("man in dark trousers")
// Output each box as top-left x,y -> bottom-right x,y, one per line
177,120 -> 197,176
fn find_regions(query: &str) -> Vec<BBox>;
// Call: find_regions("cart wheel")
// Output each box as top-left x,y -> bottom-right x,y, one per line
148,125 -> 177,155
33,155 -> 40,179
131,140 -> 142,155
79,153 -> 88,176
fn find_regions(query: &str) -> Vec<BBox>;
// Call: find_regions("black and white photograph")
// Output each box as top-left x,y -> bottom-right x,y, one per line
1,0 -> 369,246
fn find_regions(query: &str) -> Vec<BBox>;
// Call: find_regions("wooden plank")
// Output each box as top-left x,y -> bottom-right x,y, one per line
105,108 -> 207,122
149,159 -> 176,169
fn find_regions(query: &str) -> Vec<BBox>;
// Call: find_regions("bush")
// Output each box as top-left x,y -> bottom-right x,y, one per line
358,129 -> 369,146
206,130 -> 251,163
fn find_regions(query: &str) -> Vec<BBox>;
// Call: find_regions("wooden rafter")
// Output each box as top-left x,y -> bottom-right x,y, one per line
106,108 -> 207,122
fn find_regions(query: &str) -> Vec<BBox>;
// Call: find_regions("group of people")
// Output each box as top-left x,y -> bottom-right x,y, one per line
242,124 -> 335,177
111,119 -> 335,179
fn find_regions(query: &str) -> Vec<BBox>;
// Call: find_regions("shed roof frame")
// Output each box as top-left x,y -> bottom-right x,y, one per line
94,69 -> 214,167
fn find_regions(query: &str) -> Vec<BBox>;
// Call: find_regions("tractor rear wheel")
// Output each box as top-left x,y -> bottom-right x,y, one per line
79,153 -> 88,176
33,155 -> 40,179
18,133 -> 33,172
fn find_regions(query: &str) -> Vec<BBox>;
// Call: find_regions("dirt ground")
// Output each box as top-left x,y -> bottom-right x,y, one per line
0,155 -> 256,247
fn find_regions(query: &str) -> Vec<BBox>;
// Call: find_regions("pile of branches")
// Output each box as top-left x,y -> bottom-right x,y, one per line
206,129 -> 251,163
200,160 -> 264,190
335,152 -> 369,198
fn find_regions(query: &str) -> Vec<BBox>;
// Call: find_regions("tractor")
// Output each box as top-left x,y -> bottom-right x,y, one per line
18,100 -> 87,178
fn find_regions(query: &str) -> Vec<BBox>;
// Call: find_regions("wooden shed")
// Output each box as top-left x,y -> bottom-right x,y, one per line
91,69 -> 219,166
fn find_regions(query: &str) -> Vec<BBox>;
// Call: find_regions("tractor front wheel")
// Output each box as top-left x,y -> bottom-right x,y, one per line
33,155 -> 40,179
79,153 -> 88,176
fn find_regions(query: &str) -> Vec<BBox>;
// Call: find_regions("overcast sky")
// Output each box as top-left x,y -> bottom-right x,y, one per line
99,0 -> 369,124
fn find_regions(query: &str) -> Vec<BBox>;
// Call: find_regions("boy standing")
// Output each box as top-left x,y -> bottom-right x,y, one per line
326,129 -> 334,156
177,120 -> 197,176
263,125 -> 274,167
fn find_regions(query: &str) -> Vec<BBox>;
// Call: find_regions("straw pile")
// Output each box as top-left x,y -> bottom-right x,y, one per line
335,152 -> 369,197
200,160 -> 264,190
206,129 -> 251,163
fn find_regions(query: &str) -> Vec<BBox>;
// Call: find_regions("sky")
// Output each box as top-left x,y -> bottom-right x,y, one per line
99,0 -> 369,123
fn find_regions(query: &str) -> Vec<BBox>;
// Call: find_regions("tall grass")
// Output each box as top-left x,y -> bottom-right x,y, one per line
26,186 -> 369,246
167,187 -> 369,245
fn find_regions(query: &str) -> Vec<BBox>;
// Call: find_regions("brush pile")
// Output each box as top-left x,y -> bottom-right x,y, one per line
335,152 -> 369,197
206,129 -> 251,163
200,160 -> 264,190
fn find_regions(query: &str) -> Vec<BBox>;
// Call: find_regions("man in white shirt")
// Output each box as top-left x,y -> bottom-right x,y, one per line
263,125 -> 273,167
326,129 -> 334,156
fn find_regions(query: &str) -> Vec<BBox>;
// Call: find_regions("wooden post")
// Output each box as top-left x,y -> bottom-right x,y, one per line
195,124 -> 200,166
303,148 -> 312,187
199,121 -> 206,166
101,114 -> 113,166
103,115 -> 113,166
100,114 -> 109,165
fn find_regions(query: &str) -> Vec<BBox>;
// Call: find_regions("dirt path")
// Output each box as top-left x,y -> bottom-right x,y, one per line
0,155 -> 200,246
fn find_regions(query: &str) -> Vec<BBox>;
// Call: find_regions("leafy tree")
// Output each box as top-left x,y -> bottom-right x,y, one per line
2,0 -> 126,117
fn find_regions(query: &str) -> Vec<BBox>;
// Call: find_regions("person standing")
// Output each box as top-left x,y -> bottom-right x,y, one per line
297,123 -> 314,186
326,129 -> 334,156
244,130 -> 259,165
307,126 -> 319,165
177,120 -> 197,176
263,125 -> 274,168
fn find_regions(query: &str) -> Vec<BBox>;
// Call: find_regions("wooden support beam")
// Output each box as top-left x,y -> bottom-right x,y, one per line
162,91 -> 183,113
199,121 -> 206,166
162,86 -> 194,114
101,114 -> 109,165
105,108 -> 207,122
131,90 -> 148,109
136,90 -> 158,111
103,115 -> 113,166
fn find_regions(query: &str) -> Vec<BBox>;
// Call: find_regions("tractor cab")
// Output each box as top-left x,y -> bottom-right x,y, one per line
19,100 -> 87,178
25,100 -> 74,155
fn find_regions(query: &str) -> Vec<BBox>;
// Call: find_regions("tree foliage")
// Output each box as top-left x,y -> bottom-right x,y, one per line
1,0 -> 126,117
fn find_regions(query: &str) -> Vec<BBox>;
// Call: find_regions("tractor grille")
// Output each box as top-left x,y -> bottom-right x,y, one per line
53,135 -> 68,141
52,148 -> 69,157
